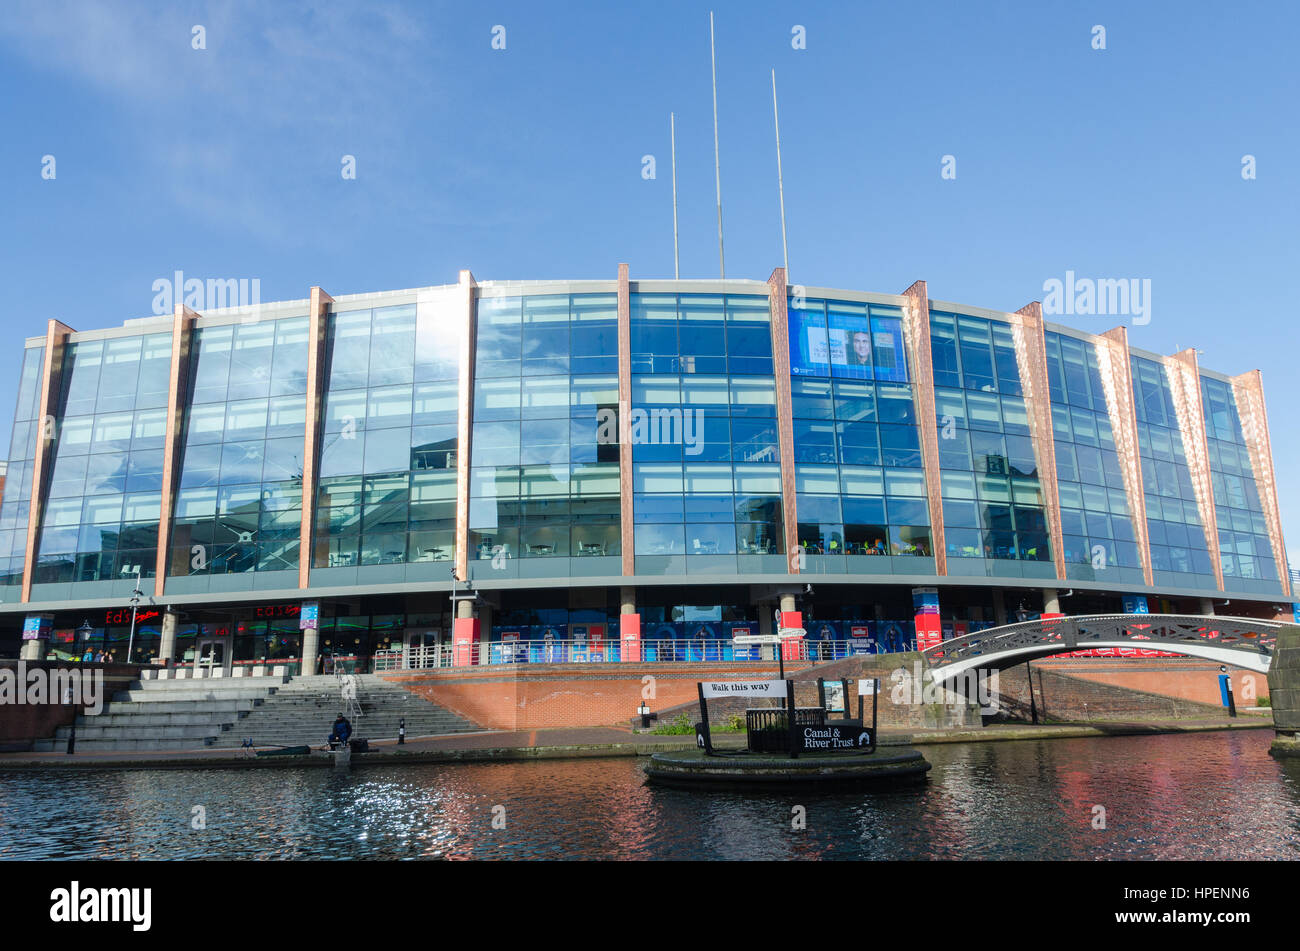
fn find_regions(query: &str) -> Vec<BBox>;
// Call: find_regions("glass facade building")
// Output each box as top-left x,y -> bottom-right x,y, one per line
1,274 -> 1289,669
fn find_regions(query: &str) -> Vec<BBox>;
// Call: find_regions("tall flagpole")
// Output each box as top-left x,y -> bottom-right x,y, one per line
710,11 -> 725,279
671,112 -> 680,280
772,68 -> 789,279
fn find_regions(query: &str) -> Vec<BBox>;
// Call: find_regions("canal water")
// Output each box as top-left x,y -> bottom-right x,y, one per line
3,730 -> 1298,860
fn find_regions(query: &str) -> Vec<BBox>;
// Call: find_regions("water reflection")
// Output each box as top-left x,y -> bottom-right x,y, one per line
2,731 -> 1298,860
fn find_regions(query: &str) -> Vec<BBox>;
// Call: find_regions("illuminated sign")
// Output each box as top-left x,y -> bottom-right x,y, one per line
105,608 -> 161,626
253,604 -> 302,619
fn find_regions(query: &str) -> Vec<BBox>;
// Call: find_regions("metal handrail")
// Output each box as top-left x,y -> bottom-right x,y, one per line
369,637 -> 905,671
922,613 -> 1286,670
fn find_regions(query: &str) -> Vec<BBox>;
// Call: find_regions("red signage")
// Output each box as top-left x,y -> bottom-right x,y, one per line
253,604 -> 301,619
104,608 -> 161,626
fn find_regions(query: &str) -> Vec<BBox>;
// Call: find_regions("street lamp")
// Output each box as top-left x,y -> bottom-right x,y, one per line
122,564 -> 143,664
76,620 -> 93,661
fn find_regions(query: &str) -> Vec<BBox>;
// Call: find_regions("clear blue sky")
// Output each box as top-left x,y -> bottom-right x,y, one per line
3,1 -> 1298,572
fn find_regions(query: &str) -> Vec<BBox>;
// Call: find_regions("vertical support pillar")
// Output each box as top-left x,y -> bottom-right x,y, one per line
19,614 -> 51,660
1200,597 -> 1215,616
1095,326 -> 1153,586
159,610 -> 178,665
476,601 -> 494,666
298,286 -> 333,590
912,586 -> 941,651
1230,369 -> 1290,598
301,627 -> 320,676
453,596 -> 479,667
617,263 -> 634,577
1011,302 -> 1066,580
1042,588 -> 1062,618
619,585 -> 641,662
777,593 -> 801,663
155,304 -> 199,597
21,319 -> 75,603
900,281 -> 945,574
454,270 -> 476,586
992,589 -> 1007,626
767,268 -> 799,569
1163,349 -> 1224,591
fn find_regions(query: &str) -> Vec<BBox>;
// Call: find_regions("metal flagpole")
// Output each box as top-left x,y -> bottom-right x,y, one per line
671,112 -> 680,280
710,11 -> 725,279
772,68 -> 789,278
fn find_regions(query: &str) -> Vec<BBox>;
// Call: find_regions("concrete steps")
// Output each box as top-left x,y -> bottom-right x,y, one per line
208,674 -> 477,748
39,672 -> 478,752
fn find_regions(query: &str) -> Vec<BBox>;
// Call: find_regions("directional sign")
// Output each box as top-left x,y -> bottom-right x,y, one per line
799,723 -> 872,752
700,680 -> 788,698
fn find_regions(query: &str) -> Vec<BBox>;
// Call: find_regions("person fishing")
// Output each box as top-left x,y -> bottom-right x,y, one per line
327,713 -> 352,750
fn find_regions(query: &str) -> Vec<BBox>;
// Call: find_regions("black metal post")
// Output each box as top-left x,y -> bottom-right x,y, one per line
816,677 -> 826,711
1026,661 -> 1038,725
398,717 -> 406,745
1226,676 -> 1237,718
785,678 -> 799,758
696,682 -> 714,754
870,678 -> 879,753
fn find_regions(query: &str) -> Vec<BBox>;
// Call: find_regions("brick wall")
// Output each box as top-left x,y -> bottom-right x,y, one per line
380,653 -> 983,731
380,660 -> 827,730
1035,657 -> 1267,706
993,660 -> 1233,722
0,661 -> 138,751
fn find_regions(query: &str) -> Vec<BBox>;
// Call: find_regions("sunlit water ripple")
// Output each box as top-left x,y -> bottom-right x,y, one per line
2,730 -> 1298,860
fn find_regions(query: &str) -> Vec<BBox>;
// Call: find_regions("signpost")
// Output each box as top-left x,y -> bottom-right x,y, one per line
733,631 -> 803,680
696,679 -> 791,755
857,677 -> 880,753
694,676 -> 880,758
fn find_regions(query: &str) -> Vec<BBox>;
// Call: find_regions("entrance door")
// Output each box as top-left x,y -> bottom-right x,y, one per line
196,637 -> 232,676
403,630 -> 440,669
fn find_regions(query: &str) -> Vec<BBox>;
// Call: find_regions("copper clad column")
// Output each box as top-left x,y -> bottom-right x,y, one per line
1164,349 -> 1224,592
617,263 -> 634,578
21,319 -> 75,603
298,286 -> 333,590
900,281 -> 945,576
767,268 -> 799,570
1011,302 -> 1066,581
454,270 -> 477,585
1095,326 -> 1153,586
1230,369 -> 1290,598
155,304 -> 200,596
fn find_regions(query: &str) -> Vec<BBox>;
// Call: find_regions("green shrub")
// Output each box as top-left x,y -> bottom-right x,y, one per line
649,713 -> 695,735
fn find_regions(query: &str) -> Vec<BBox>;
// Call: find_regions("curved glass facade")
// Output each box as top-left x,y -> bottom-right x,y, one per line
1201,375 -> 1278,591
631,293 -> 785,576
33,334 -> 171,588
1131,355 -> 1216,589
935,311 -> 1050,579
2,277 -> 1288,643
468,292 -> 621,579
1044,331 -> 1144,584
168,319 -> 307,591
0,345 -> 45,589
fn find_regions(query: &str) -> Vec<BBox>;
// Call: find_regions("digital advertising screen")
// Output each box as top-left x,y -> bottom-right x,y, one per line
789,303 -> 908,382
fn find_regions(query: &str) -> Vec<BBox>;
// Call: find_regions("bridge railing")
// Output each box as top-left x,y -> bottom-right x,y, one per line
923,614 -> 1286,670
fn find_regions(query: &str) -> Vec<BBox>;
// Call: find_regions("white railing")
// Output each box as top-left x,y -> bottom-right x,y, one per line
370,638 -> 902,671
